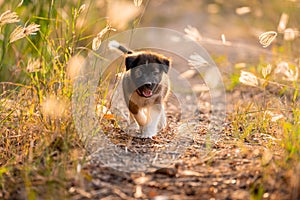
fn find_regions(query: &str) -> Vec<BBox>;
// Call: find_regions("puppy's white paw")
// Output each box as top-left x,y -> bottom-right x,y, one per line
158,111 -> 167,130
125,121 -> 140,137
140,126 -> 157,138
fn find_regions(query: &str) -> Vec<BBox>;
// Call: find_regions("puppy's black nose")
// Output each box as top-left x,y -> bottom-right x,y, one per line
144,83 -> 152,88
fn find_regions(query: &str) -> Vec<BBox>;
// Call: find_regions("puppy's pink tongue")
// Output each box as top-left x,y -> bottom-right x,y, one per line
143,89 -> 152,97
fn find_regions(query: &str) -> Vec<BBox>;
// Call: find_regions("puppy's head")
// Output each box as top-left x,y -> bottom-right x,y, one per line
125,52 -> 171,98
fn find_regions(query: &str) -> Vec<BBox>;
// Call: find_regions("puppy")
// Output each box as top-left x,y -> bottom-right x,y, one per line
109,41 -> 171,138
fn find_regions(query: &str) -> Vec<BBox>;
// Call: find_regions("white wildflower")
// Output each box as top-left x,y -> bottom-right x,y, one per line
239,71 -> 258,87
259,31 -> 277,48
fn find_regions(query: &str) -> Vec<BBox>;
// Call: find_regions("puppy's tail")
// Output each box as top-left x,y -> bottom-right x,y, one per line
108,40 -> 133,54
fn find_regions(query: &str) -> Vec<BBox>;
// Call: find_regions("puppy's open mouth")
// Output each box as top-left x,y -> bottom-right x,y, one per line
139,88 -> 152,97
137,83 -> 156,98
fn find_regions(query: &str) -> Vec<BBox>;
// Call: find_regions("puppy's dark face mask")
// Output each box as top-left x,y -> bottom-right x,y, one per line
125,52 -> 170,98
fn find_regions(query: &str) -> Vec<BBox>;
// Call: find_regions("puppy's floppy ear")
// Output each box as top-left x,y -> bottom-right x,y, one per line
158,56 -> 171,73
125,54 -> 139,71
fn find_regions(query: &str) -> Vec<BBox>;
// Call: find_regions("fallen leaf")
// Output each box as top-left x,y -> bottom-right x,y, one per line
155,167 -> 177,177
231,190 -> 250,199
262,149 -> 273,166
179,170 -> 202,177
103,114 -> 115,120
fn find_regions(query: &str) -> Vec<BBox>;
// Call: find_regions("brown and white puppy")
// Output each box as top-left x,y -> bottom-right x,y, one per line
109,41 -> 171,138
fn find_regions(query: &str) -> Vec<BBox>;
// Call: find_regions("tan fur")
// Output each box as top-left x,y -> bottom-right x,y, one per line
122,52 -> 171,138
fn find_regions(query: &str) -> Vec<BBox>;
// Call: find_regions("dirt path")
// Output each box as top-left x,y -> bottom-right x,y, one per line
69,58 -> 289,200
71,93 -> 287,199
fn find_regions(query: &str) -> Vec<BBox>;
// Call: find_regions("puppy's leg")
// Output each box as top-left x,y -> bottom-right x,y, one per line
158,105 -> 167,130
126,113 -> 139,134
133,108 -> 149,127
140,104 -> 162,138
126,109 -> 148,136
126,108 -> 148,137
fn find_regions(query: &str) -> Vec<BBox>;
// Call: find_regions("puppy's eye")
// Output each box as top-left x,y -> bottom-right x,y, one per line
135,69 -> 142,78
153,69 -> 160,75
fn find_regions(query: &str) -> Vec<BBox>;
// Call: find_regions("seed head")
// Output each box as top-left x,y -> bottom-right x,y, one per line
262,64 -> 272,79
41,96 -> 68,119
259,31 -> 277,48
184,25 -> 202,41
17,0 -> 24,7
92,24 -> 116,51
67,55 -> 85,80
75,4 -> 86,17
27,58 -> 41,73
188,53 -> 209,69
239,71 -> 258,87
9,23 -> 40,43
133,0 -> 143,7
274,61 -> 298,82
0,10 -> 20,27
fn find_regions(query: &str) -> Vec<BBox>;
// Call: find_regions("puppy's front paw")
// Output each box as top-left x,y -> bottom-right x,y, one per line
140,126 -> 157,138
125,121 -> 140,137
158,112 -> 167,130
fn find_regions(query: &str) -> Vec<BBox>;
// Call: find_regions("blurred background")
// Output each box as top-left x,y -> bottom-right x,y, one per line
0,0 -> 299,82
